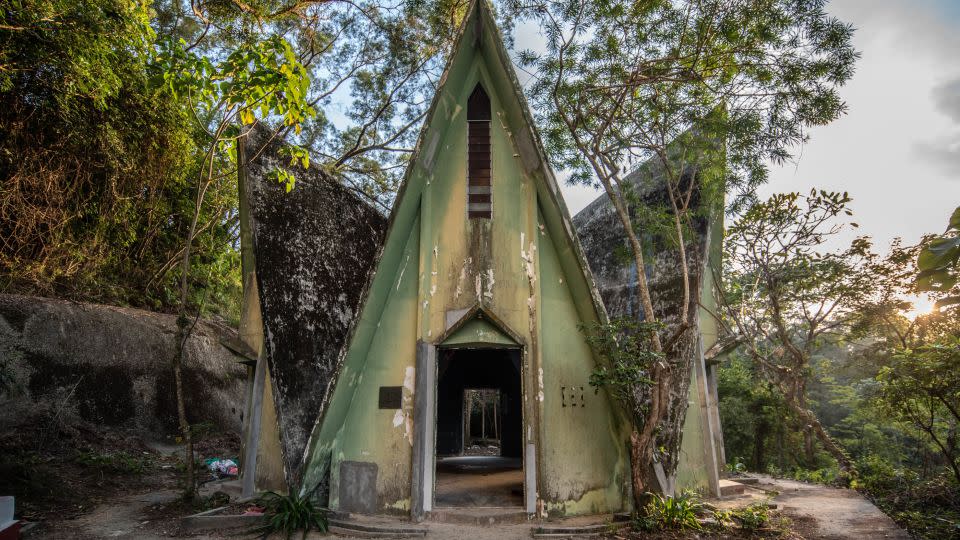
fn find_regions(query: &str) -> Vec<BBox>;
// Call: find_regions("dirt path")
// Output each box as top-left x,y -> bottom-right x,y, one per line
745,475 -> 909,539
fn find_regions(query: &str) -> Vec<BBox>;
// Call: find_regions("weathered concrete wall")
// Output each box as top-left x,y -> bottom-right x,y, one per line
243,126 -> 388,487
302,0 -> 630,517
0,294 -> 246,436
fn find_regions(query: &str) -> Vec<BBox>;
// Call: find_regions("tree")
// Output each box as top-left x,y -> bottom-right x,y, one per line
155,0 -> 468,208
876,321 -> 960,484
0,0 -> 230,313
509,0 -> 857,500
917,206 -> 960,311
153,34 -> 316,500
718,190 -> 875,481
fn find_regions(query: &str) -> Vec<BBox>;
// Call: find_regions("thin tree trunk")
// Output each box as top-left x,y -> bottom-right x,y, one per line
596,173 -> 667,502
799,387 -> 815,464
753,419 -> 768,471
481,397 -> 486,441
464,394 -> 473,450
172,122 -> 227,501
785,399 -> 856,480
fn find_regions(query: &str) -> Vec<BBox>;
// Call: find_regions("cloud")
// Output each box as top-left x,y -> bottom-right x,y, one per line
914,139 -> 960,177
830,0 -> 960,62
912,77 -> 960,177
933,78 -> 960,124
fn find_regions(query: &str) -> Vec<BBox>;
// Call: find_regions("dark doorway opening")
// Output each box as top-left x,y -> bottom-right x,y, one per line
434,348 -> 523,507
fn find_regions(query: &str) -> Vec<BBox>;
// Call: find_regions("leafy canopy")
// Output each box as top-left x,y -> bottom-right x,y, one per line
510,0 -> 858,210
917,206 -> 960,310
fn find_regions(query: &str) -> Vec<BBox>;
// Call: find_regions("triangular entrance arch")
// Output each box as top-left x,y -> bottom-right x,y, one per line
438,305 -> 523,348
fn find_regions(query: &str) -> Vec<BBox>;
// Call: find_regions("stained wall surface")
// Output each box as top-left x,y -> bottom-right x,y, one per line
243,126 -> 388,487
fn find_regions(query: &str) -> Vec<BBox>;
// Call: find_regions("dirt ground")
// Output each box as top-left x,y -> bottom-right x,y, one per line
7,429 -> 910,540
1,420 -> 240,539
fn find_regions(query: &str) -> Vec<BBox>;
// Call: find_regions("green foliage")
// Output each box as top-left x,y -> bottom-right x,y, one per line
916,206 -> 960,310
876,329 -> 960,484
581,319 -> 663,425
510,0 -> 857,212
75,451 -> 152,474
0,0 -> 155,103
634,491 -> 703,532
0,0 -> 245,320
731,503 -> 770,532
856,457 -> 960,540
153,0 -> 466,207
727,457 -> 747,474
154,35 -> 316,135
255,491 -> 328,540
0,0 -> 467,318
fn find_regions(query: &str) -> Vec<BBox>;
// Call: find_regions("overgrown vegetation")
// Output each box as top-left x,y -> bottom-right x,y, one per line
0,0 -> 467,320
511,0 -> 857,502
634,490 -> 703,532
717,203 -> 960,539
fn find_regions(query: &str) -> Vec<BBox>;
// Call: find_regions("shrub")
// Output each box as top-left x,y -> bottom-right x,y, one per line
634,490 -> 702,531
75,451 -> 151,474
255,491 -> 328,539
733,503 -> 770,531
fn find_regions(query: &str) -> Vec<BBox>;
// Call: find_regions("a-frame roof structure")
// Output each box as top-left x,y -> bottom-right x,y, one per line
298,0 -> 614,492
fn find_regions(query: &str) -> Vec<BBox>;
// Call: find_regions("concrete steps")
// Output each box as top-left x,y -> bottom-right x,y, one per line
532,521 -> 630,538
428,507 -> 530,525
719,479 -> 747,497
328,516 -> 427,538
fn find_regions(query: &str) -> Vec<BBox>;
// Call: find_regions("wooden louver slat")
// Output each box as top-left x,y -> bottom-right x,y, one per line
467,84 -> 492,218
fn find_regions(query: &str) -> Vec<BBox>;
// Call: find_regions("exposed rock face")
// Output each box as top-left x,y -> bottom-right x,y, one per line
0,294 -> 247,436
572,159 -> 715,474
243,127 -> 388,487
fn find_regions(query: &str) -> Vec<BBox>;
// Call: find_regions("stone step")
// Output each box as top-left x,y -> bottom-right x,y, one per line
428,507 -> 530,525
328,517 -> 427,538
532,523 -> 630,538
719,479 -> 746,497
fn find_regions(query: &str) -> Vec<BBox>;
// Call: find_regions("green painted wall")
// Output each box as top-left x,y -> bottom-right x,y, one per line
537,208 -> 629,515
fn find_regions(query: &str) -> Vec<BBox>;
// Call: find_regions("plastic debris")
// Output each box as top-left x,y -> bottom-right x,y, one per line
204,458 -> 239,477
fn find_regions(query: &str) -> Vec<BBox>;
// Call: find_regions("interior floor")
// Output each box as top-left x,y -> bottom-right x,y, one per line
434,456 -> 523,507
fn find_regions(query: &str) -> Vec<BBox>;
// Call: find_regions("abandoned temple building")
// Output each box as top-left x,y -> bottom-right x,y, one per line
234,0 -> 725,520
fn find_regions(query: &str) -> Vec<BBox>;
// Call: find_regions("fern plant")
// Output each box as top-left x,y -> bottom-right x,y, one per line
635,490 -> 703,531
254,491 -> 328,539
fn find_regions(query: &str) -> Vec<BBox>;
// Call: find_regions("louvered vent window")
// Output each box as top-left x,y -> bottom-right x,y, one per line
467,84 -> 492,219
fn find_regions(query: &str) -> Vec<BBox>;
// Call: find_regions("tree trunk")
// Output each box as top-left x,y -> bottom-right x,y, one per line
464,394 -> 473,450
786,400 -> 856,481
630,431 -> 648,503
753,419 -> 768,471
799,383 -> 815,465
481,397 -> 486,441
173,318 -> 195,500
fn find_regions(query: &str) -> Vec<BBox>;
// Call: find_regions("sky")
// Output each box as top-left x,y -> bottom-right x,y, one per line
538,0 -> 960,255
